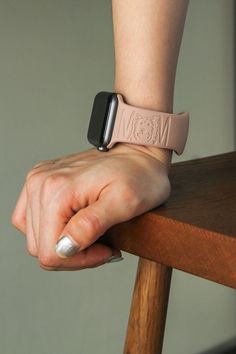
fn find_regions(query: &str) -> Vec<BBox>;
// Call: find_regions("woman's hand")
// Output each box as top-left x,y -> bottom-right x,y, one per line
11,143 -> 171,271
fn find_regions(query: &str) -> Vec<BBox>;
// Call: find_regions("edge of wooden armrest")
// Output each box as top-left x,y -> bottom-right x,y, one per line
99,211 -> 236,289
99,151 -> 236,289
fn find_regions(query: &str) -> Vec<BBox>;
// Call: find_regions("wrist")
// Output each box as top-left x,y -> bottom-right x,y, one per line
142,145 -> 173,171
114,78 -> 174,114
116,142 -> 173,175
113,85 -> 174,173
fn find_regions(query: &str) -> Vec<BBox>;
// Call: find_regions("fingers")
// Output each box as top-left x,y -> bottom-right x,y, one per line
11,180 -> 39,257
26,203 -> 38,256
11,159 -> 57,235
41,243 -> 123,271
11,161 -> 122,271
52,184 -> 139,266
54,193 -> 124,259
11,183 -> 27,235
37,178 -> 128,270
25,172 -> 47,256
36,178 -> 115,268
11,145 -> 171,272
12,153 -> 134,271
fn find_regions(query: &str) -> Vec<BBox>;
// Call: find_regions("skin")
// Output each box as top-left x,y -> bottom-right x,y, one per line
11,0 -> 189,271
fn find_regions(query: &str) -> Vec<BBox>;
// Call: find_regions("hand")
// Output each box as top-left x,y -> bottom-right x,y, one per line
11,143 -> 171,271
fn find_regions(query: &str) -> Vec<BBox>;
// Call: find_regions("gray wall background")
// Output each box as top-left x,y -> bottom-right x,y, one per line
0,1 -> 235,353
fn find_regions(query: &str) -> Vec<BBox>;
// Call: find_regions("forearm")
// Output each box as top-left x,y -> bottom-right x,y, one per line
112,0 -> 189,168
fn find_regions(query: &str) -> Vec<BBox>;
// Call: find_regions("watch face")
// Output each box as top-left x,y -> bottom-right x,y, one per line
87,91 -> 117,149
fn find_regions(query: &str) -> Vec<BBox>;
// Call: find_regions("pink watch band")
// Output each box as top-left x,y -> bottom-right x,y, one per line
106,94 -> 189,155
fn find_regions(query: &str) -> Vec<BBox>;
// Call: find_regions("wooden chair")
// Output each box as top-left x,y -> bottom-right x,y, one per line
100,151 -> 236,354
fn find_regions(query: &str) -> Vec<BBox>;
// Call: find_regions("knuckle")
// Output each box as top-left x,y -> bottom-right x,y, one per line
26,171 -> 44,194
11,210 -> 20,227
41,173 -> 68,199
39,254 -> 57,268
119,183 -> 141,210
43,173 -> 67,190
11,211 -> 25,231
26,246 -> 38,257
26,169 -> 35,182
78,210 -> 103,238
26,168 -> 41,183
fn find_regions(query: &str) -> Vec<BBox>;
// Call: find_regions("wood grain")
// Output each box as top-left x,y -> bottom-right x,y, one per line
99,151 -> 236,288
123,258 -> 172,354
160,150 -> 236,237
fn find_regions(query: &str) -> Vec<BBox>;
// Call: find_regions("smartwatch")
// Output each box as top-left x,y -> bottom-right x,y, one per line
87,91 -> 189,155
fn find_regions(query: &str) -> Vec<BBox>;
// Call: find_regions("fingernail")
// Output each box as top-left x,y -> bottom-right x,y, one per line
105,255 -> 124,263
55,235 -> 80,258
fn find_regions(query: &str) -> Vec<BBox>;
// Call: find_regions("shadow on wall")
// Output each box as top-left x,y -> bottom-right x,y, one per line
196,337 -> 236,354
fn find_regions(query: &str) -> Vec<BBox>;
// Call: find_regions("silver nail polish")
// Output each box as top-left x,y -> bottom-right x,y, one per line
55,235 -> 80,258
106,255 -> 124,263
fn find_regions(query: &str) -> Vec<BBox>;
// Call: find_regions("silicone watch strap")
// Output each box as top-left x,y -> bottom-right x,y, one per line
106,94 -> 189,155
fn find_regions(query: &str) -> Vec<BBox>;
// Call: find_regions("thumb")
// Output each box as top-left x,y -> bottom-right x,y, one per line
55,194 -> 122,259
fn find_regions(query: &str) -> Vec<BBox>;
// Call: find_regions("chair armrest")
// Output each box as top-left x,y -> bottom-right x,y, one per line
99,151 -> 236,288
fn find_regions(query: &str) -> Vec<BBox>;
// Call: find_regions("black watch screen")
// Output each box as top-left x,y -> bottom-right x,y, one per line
87,91 -> 118,151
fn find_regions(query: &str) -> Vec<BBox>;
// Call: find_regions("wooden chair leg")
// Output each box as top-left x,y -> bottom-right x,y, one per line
124,257 -> 172,354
